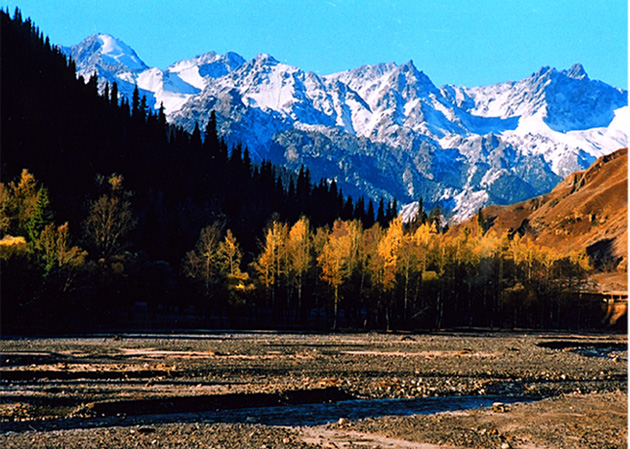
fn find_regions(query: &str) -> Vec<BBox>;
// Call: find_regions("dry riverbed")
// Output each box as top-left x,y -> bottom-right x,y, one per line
0,331 -> 626,448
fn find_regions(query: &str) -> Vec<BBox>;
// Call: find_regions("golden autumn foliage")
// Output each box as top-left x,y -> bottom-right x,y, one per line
253,220 -> 289,294
318,220 -> 361,290
318,219 -> 363,328
0,235 -> 29,260
39,223 -> 87,272
242,215 -> 594,329
287,216 -> 313,306
218,229 -> 242,276
0,170 -> 85,273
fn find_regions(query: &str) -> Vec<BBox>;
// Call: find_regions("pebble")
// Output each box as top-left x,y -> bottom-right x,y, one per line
492,402 -> 508,413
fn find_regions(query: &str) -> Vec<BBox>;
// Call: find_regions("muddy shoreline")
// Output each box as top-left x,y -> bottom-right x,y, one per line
1,331 -> 626,448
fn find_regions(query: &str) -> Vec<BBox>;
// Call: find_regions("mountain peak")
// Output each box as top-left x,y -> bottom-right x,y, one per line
225,51 -> 246,65
562,63 -> 589,80
395,59 -> 438,94
401,59 -> 416,69
70,33 -> 148,73
532,65 -> 555,79
253,53 -> 280,66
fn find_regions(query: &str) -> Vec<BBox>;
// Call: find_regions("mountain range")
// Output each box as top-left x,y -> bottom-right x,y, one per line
62,34 -> 628,221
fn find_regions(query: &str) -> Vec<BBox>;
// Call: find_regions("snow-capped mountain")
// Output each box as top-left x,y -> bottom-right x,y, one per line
63,35 -> 245,114
62,35 -> 628,222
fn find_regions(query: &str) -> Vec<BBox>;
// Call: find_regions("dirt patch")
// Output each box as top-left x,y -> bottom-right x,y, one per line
300,426 -> 445,448
341,350 -> 496,358
0,422 -> 319,449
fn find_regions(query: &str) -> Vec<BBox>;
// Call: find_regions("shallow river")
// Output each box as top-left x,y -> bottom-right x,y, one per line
198,395 -> 534,427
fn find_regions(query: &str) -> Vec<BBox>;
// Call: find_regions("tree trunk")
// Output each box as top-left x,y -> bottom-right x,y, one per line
333,285 -> 339,330
403,268 -> 409,324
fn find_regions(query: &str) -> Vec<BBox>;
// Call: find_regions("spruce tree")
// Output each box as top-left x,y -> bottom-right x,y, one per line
131,84 -> 140,116
366,199 -> 375,227
204,110 -> 220,149
190,122 -> 202,150
110,81 -> 119,106
139,95 -> 148,121
157,102 -> 166,130
377,198 -> 385,226
25,186 -> 54,248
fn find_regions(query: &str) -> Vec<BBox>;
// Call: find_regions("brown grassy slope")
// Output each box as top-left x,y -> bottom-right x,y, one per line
465,148 -> 627,288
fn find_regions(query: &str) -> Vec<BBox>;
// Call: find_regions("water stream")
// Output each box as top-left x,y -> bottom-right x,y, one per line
196,395 -> 535,427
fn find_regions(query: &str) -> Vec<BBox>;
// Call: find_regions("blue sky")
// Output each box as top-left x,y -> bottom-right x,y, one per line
6,0 -> 628,88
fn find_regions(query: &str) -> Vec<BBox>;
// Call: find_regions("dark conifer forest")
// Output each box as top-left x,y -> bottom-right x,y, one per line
1,10 -> 611,333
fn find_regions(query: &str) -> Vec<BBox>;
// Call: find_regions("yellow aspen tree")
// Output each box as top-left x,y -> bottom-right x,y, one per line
479,230 -> 500,259
398,228 -> 418,320
1,169 -> 54,244
8,169 -> 39,233
362,223 -> 383,324
370,217 -> 403,330
217,230 -> 251,310
287,217 -> 313,316
37,222 -> 87,293
318,220 -> 357,329
39,223 -> 87,272
183,222 -> 224,299
412,223 -> 435,280
356,222 -> 380,300
253,220 -> 288,307
218,229 -> 242,276
377,217 -> 403,292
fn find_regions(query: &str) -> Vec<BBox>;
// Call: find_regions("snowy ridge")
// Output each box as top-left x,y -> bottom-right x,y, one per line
66,34 -> 148,74
64,34 -> 628,222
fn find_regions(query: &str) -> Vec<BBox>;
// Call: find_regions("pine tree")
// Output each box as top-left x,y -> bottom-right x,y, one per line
103,83 -> 110,104
190,122 -> 202,150
428,205 -> 442,232
366,199 -> 375,228
157,102 -> 166,131
376,198 -> 385,226
110,82 -> 118,106
139,95 -> 148,121
204,110 -> 220,149
25,186 -> 53,248
131,85 -> 140,117
242,147 -> 252,176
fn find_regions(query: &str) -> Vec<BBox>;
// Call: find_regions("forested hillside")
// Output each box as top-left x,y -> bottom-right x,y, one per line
0,9 -> 394,331
1,10 -> 611,333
